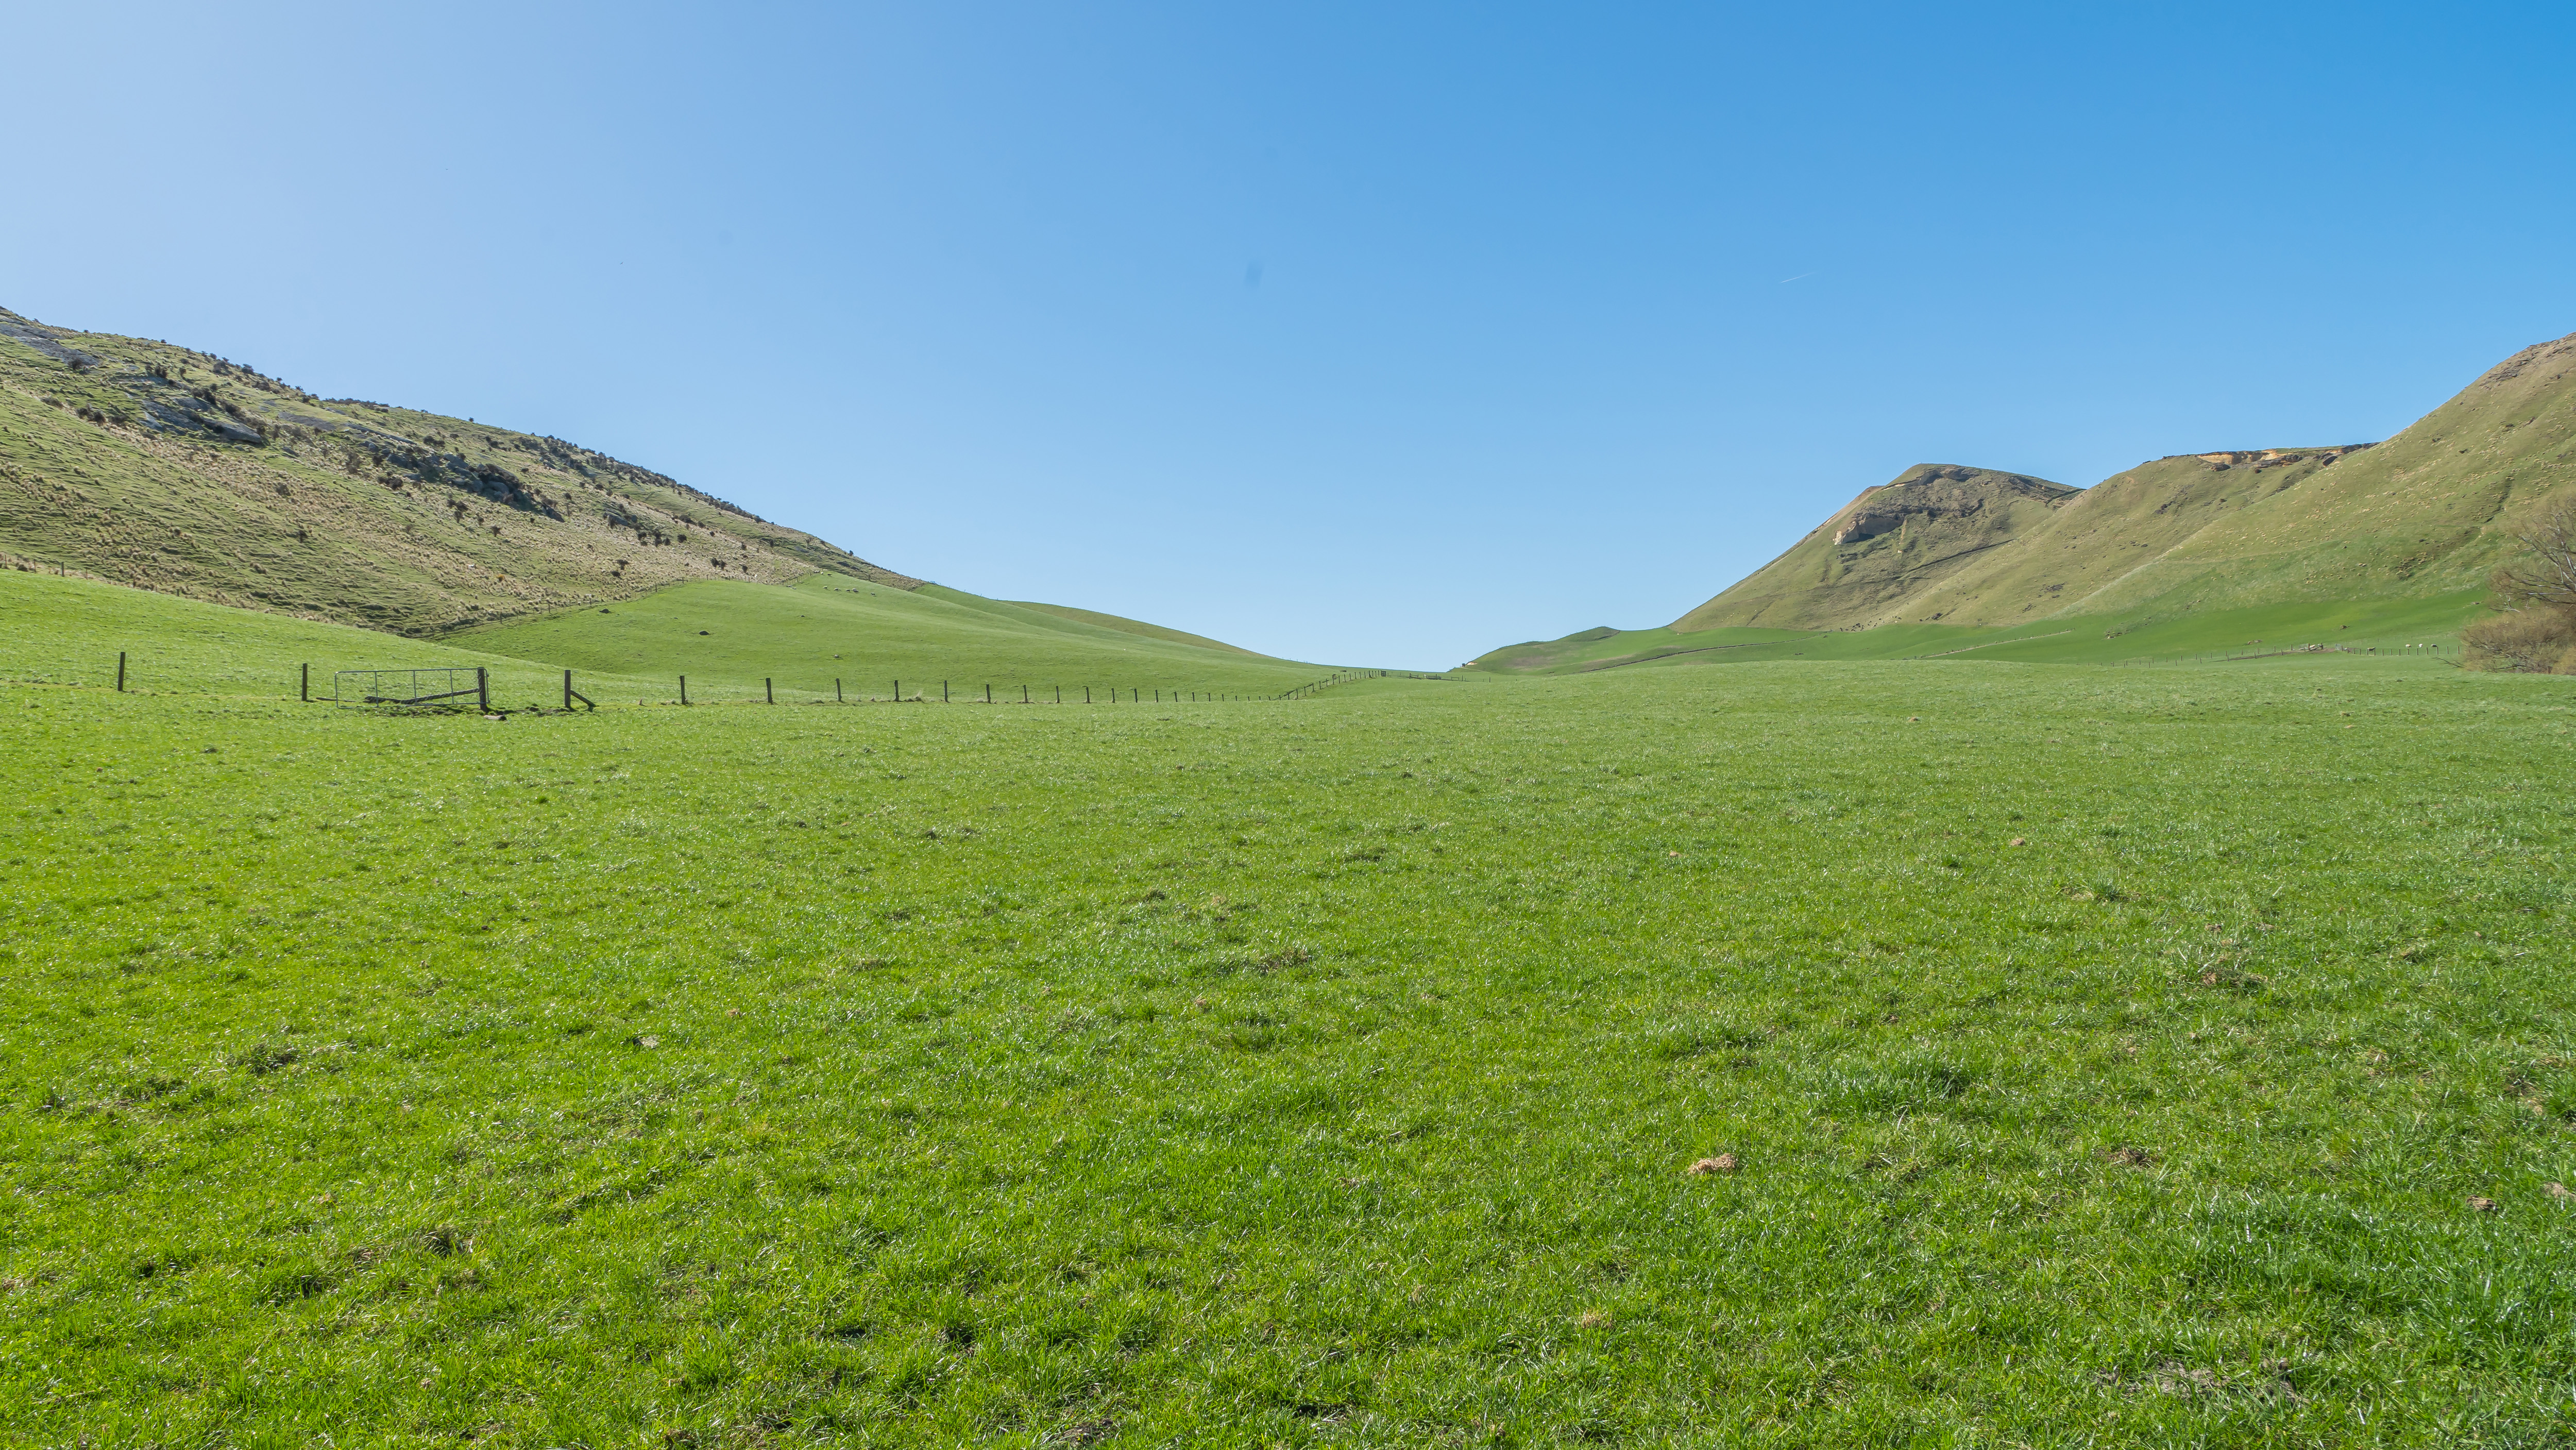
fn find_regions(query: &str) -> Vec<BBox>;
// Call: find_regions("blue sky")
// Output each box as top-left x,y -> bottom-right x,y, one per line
9,3 -> 2574,667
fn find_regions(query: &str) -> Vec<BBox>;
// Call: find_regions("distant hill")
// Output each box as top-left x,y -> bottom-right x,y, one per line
1663,329 -> 2576,636
0,304 -> 914,635
1674,464 -> 2079,630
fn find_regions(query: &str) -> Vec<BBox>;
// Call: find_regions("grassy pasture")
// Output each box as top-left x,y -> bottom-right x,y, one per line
0,568 -> 657,706
6,586 -> 2576,1445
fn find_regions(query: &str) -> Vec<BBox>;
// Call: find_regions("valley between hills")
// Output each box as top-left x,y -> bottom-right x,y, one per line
5,305 -> 2575,1445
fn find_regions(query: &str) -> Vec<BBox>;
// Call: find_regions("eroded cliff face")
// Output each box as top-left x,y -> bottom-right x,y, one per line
2187,444 -> 2375,469
1831,465 -> 2077,544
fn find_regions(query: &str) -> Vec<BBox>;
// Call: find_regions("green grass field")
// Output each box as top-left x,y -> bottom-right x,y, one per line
0,569 -> 1328,711
7,574 -> 2576,1445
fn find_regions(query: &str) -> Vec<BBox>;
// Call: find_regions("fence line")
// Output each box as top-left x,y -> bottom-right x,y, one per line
2104,638 -> 2460,667
27,641 -> 2474,709
1274,668 -> 1444,700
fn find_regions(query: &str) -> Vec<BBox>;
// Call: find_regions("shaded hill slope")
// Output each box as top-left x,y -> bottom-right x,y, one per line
1671,330 -> 2576,634
0,304 -> 915,635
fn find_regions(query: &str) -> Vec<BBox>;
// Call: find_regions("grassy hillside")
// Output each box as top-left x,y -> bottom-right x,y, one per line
460,574 -> 1327,700
1673,464 -> 2079,630
0,304 -> 915,635
1002,599 -> 1274,657
1464,591 -> 2480,675
1897,446 -> 2370,627
12,643 -> 2576,1441
2081,335 -> 2576,616
1661,330 -> 2576,642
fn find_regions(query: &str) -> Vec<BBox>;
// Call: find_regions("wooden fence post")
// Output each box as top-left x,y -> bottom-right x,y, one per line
943,681 -> 950,702
563,669 -> 571,709
836,678 -> 843,702
894,679 -> 900,702
117,651 -> 126,693
680,675 -> 689,705
767,678 -> 775,704
1022,684 -> 1029,704
301,663 -> 310,702
985,683 -> 992,704
477,667 -> 489,712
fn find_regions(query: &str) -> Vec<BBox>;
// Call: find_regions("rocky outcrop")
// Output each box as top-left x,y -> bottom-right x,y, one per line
2184,444 -> 2375,471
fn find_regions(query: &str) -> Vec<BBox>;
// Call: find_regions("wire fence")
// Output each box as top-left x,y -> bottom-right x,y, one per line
333,667 -> 485,706
1274,669 -> 1446,699
2100,637 -> 2461,666
0,649 -> 1319,710
6,637 -> 2475,710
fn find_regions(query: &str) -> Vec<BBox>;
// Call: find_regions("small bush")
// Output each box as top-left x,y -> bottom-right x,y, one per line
2463,605 -> 2576,673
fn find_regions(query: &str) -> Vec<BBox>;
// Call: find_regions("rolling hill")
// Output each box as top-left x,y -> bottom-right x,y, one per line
0,302 -> 1300,679
1672,464 -> 2081,631
0,305 -> 922,635
1543,328 -> 2576,656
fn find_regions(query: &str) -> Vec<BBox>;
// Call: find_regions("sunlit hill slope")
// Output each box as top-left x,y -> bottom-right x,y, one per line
0,304 -> 913,635
1674,330 -> 2576,635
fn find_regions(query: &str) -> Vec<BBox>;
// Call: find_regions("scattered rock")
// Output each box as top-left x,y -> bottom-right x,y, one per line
2009,837 -> 2026,847
1686,1154 -> 1738,1176
2469,1196 -> 2500,1213
1575,1309 -> 1611,1327
2108,1146 -> 2156,1167
2550,1182 -> 2573,1202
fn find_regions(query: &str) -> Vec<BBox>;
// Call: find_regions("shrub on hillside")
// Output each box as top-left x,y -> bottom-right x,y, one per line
2467,498 -> 2576,673
2463,605 -> 2576,673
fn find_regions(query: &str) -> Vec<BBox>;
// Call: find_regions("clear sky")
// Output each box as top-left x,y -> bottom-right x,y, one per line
9,3 -> 2574,667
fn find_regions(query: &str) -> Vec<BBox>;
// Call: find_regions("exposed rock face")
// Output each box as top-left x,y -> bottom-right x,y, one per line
2472,330 -> 2576,390
1829,465 -> 2074,544
2187,444 -> 2374,470
0,310 -> 104,369
139,394 -> 268,444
